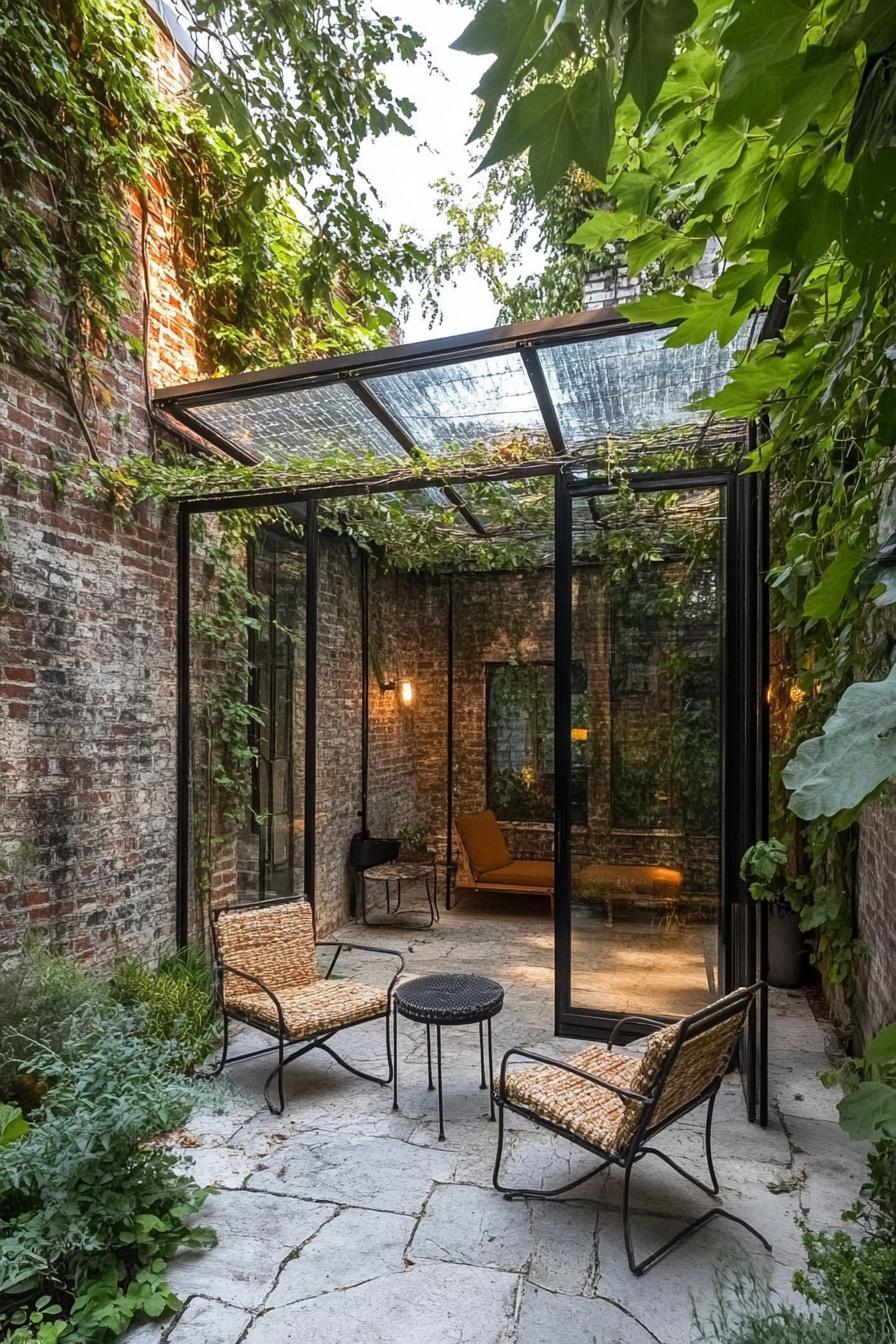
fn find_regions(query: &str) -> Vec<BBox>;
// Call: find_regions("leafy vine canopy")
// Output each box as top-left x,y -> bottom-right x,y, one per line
0,0 -> 427,385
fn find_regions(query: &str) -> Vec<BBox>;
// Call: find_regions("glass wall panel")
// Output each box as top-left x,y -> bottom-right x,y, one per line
567,485 -> 725,1019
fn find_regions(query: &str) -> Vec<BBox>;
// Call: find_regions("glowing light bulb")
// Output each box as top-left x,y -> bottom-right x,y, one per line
400,679 -> 414,707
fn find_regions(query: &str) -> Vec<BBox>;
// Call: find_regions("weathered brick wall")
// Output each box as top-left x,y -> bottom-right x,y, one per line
366,568 -> 449,870
0,10 -> 207,967
314,537 -> 364,935
449,568 -> 720,893
855,799 -> 896,1041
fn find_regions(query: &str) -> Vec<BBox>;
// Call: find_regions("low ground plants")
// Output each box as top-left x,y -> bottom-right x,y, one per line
110,946 -> 218,1074
701,1026 -> 896,1343
0,943 -> 221,1342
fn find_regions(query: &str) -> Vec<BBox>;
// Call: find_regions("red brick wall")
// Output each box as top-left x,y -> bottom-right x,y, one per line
0,10 -> 207,966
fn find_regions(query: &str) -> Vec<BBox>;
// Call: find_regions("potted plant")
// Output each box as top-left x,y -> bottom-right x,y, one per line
395,824 -> 432,863
740,839 -> 806,988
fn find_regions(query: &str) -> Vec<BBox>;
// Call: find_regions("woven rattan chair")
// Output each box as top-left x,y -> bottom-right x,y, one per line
492,982 -> 770,1274
209,897 -> 403,1114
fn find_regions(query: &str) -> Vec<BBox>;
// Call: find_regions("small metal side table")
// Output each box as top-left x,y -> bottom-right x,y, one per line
392,973 -> 504,1140
362,858 -> 439,929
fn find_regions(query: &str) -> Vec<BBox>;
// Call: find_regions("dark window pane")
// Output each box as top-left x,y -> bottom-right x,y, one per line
486,663 -> 587,824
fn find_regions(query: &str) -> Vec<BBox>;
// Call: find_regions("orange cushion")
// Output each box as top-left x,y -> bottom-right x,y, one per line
577,863 -> 682,894
456,810 -> 512,877
479,860 -> 554,890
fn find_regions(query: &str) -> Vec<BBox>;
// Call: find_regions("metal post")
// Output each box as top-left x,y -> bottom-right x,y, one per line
553,467 -> 572,1034
445,577 -> 455,909
175,505 -> 191,948
360,549 -> 370,838
304,501 -> 319,908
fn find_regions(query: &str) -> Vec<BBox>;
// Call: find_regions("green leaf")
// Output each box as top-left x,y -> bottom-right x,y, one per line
0,1103 -> 29,1147
803,543 -> 865,620
782,662 -> 896,819
719,0 -> 811,109
453,0 -> 547,139
480,64 -> 615,196
838,1080 -> 896,1140
864,1023 -> 896,1067
620,0 -> 698,117
678,122 -> 747,183
569,208 -> 633,249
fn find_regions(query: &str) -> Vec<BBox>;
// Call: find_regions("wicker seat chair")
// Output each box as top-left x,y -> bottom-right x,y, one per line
492,982 -> 770,1274
210,897 -> 403,1114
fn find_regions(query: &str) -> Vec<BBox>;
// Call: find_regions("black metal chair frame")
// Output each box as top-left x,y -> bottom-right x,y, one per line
492,982 -> 771,1275
209,897 -> 404,1114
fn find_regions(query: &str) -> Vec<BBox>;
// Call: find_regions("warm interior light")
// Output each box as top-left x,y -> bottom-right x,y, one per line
571,727 -> 589,741
400,679 -> 414,707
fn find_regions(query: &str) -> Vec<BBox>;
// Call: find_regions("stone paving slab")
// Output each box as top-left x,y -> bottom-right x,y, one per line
244,1262 -> 520,1344
164,1189 -> 336,1308
246,1129 -> 458,1214
265,1206 -> 415,1306
166,1296 -> 251,1344
516,1282 -> 658,1343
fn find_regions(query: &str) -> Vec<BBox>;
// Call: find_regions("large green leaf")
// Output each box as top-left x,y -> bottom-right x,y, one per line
481,64 -> 614,195
782,662 -> 896,819
453,0 -> 546,139
803,543 -> 866,619
864,1023 -> 896,1067
620,0 -> 698,116
838,1080 -> 896,1140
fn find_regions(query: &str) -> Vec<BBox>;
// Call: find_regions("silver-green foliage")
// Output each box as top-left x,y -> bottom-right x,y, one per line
0,1007 -> 214,1341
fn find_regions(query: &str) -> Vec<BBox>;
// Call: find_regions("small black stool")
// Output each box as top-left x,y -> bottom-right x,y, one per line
392,973 -> 504,1141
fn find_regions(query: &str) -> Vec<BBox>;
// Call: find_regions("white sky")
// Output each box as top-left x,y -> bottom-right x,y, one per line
359,0 -> 533,342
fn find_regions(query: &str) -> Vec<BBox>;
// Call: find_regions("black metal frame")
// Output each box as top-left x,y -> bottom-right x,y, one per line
492,982 -> 771,1274
208,896 -> 404,1114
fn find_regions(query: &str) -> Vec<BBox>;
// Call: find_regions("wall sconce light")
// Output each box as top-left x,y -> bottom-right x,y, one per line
400,678 -> 415,707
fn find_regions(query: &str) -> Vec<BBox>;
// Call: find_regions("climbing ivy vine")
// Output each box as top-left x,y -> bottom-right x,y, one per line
458,0 -> 896,1003
0,0 -> 424,401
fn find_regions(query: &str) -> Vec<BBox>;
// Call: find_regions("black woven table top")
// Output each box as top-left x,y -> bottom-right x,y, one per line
393,973 -> 504,1025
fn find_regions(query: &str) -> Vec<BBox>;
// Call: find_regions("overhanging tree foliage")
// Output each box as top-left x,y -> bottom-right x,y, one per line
458,0 -> 896,994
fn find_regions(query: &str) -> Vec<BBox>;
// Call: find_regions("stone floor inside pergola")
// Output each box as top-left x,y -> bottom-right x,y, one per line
127,903 -> 865,1344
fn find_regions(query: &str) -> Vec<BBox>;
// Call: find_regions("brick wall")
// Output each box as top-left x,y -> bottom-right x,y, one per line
449,569 -> 719,894
0,10 -> 206,967
366,567 -> 449,874
314,537 -> 364,934
855,799 -> 896,1042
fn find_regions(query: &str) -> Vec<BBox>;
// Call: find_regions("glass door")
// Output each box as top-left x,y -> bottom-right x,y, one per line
554,469 -> 766,1115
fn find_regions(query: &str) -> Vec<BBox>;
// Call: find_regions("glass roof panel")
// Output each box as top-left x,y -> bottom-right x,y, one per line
541,327 -> 748,450
365,351 -> 546,456
187,382 -> 410,467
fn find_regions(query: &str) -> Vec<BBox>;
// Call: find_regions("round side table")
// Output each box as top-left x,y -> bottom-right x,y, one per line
392,973 -> 504,1141
362,859 -> 438,929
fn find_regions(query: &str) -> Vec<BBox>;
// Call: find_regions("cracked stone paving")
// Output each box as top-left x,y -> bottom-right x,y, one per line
125,905 -> 864,1344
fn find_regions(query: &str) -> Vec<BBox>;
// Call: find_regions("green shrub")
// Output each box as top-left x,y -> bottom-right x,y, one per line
0,940 -> 109,1110
794,1140 -> 896,1337
110,946 -> 218,1073
0,1006 -> 215,1342
696,1271 -> 892,1344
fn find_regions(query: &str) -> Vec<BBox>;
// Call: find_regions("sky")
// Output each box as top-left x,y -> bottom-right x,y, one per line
358,0 -> 534,342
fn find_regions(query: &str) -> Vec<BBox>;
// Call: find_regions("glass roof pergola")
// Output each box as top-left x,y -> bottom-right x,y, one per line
153,307 -> 751,536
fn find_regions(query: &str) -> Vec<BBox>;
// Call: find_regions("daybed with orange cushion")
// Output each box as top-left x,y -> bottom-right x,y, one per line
453,809 -> 683,923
